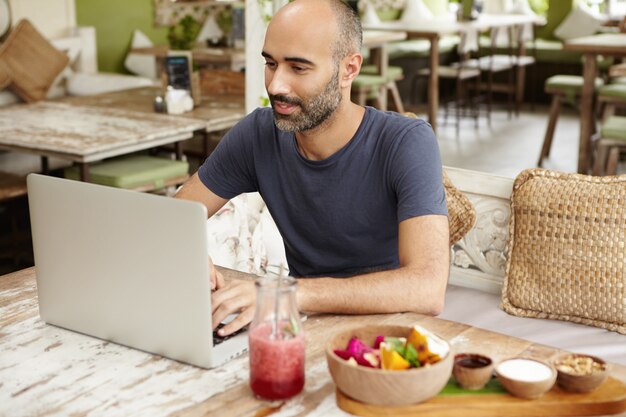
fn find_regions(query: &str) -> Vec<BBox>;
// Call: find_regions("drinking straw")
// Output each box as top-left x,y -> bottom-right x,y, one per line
271,265 -> 284,339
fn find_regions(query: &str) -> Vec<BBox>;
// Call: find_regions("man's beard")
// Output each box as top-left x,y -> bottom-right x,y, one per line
270,67 -> 342,133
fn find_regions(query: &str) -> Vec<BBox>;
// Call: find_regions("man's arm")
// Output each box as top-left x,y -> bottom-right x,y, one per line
213,214 -> 450,335
175,173 -> 229,217
296,214 -> 449,315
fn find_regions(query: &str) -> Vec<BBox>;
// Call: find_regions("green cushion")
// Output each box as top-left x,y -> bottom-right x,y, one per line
601,116 -> 626,141
388,35 -> 460,60
532,39 -> 583,64
353,74 -> 386,88
545,75 -> 603,94
360,64 -> 403,80
64,156 -> 189,189
599,84 -> 626,100
376,8 -> 401,21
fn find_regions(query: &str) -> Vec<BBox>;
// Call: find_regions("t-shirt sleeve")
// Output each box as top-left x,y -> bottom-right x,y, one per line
389,121 -> 447,222
197,112 -> 259,199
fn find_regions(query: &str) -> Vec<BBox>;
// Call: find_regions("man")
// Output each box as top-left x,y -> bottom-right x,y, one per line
176,0 -> 450,336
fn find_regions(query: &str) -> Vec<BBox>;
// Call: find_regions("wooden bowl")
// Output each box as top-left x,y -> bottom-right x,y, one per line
495,357 -> 556,399
325,324 -> 453,406
453,353 -> 494,390
553,353 -> 609,393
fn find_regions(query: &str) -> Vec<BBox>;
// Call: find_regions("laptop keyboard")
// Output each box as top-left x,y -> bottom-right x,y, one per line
212,322 -> 247,346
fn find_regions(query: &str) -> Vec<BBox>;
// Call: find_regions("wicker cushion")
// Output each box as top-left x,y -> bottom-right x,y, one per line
0,20 -> 69,102
502,168 -> 626,334
444,171 -> 475,246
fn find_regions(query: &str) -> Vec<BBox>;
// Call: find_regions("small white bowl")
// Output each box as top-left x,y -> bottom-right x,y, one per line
495,357 -> 556,399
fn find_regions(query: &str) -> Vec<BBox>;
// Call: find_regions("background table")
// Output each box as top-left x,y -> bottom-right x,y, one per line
0,100 -> 205,181
365,14 -> 545,132
1,266 -> 625,416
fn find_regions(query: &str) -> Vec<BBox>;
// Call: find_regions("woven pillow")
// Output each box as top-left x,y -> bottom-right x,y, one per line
443,171 -> 476,246
0,20 -> 69,102
502,168 -> 626,334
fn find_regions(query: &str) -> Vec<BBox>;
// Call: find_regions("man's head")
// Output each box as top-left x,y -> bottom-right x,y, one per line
262,0 -> 363,133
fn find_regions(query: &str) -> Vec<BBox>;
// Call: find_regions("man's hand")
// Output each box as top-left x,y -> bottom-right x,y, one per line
208,256 -> 224,290
211,279 -> 256,336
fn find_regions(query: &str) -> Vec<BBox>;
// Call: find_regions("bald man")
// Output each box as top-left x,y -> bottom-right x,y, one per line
176,0 -> 450,336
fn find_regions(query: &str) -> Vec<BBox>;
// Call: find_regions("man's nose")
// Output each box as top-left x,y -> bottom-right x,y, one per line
266,67 -> 291,97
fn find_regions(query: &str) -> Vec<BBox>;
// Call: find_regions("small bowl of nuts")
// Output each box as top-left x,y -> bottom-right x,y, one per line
553,353 -> 608,393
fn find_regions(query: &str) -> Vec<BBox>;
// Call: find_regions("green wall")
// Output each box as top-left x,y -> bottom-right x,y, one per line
76,0 -> 168,73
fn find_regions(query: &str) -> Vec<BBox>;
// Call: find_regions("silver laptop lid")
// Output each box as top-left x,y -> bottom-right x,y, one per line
27,174 -> 217,368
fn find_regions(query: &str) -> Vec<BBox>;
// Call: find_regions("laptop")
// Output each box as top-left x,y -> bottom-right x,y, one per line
27,173 -> 248,368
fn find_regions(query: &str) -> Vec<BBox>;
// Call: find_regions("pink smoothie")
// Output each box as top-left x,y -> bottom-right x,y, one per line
249,322 -> 305,400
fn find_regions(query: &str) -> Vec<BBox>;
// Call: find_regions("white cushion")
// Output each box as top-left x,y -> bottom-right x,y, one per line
506,0 -> 536,15
124,30 -> 157,80
66,72 -> 154,96
483,0 -> 513,14
206,195 -> 255,274
401,0 -> 434,23
554,4 -> 602,41
361,0 -> 381,25
251,206 -> 289,277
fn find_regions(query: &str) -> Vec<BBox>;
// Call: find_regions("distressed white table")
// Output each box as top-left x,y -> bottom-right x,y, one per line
60,86 -> 246,162
1,267 -> 625,417
0,100 -> 205,181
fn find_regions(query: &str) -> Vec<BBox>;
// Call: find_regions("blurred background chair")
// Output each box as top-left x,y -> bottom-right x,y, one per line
411,32 -> 482,137
592,116 -> 626,176
537,74 -> 604,167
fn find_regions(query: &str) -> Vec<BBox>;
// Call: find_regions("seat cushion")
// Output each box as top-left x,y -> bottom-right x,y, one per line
388,35 -> 460,60
545,75 -> 603,95
64,156 -> 189,189
532,39 -> 582,64
600,116 -> 626,141
598,84 -> 626,102
360,65 -> 403,81
502,168 -> 626,335
352,74 -> 387,88
0,20 -> 69,102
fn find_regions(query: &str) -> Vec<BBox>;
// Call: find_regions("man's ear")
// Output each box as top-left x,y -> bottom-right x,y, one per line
341,53 -> 363,88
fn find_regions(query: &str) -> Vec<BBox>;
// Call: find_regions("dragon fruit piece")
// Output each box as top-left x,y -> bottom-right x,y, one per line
373,335 -> 385,349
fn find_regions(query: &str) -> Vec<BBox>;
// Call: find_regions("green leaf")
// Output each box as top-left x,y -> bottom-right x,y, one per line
403,343 -> 421,368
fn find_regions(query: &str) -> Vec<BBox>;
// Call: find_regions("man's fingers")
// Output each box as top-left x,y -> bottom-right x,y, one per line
215,270 -> 225,290
217,307 -> 255,336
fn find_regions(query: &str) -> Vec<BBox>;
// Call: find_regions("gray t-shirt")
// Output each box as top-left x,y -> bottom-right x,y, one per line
199,106 -> 446,277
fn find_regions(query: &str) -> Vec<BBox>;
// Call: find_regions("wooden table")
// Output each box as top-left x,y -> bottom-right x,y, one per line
2,266 -> 625,416
365,14 -> 545,132
62,86 -> 245,139
0,100 -> 205,181
563,33 -> 626,174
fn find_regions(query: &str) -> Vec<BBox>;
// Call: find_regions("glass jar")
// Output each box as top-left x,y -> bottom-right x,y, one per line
249,276 -> 305,400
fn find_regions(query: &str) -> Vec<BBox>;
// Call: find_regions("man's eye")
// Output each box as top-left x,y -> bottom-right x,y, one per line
292,66 -> 306,72
265,61 -> 277,69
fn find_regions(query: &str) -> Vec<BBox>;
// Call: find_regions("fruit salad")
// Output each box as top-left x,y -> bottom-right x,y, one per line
333,326 -> 442,371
